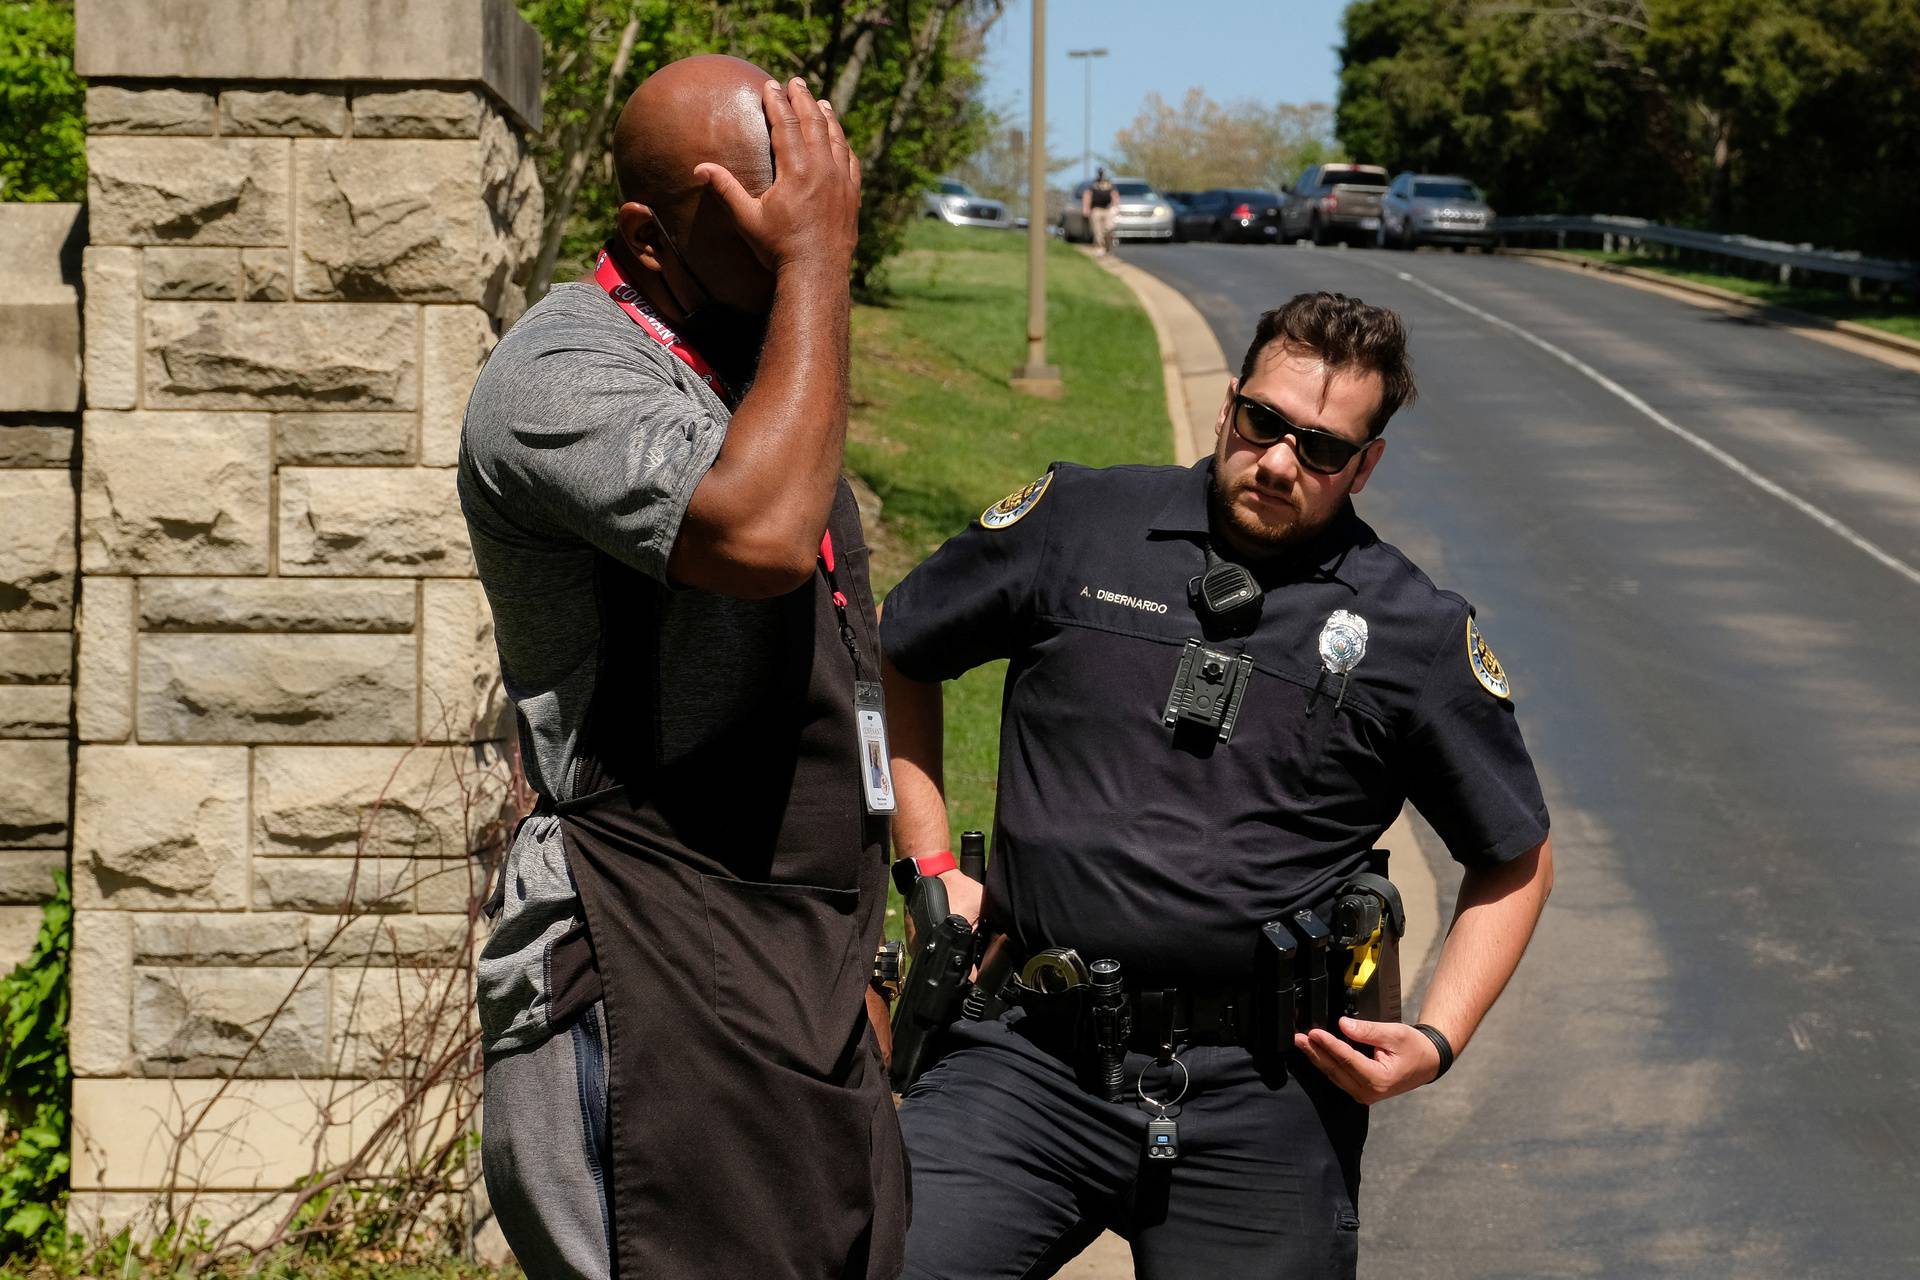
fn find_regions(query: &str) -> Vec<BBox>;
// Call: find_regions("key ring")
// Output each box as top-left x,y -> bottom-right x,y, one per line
1136,1054 -> 1191,1116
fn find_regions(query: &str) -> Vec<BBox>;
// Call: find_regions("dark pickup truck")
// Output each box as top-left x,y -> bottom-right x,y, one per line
1279,164 -> 1391,246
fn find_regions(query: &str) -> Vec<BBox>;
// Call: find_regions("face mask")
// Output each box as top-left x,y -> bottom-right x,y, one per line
677,304 -> 769,387
653,221 -> 770,386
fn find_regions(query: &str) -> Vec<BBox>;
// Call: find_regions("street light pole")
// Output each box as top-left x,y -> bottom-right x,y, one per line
1011,0 -> 1062,397
1067,48 -> 1107,184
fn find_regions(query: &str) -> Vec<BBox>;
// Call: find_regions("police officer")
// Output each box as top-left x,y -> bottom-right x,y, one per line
880,292 -> 1553,1278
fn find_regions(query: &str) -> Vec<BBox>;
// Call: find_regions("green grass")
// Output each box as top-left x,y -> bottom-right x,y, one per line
849,220 -> 1171,869
1560,249 -> 1920,341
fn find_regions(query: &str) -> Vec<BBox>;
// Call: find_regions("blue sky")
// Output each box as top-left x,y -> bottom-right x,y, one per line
977,0 -> 1351,181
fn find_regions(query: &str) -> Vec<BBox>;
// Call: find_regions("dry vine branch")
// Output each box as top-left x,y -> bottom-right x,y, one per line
118,695 -> 526,1272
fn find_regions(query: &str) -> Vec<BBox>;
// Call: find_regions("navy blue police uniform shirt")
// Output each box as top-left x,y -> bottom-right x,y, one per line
880,459 -> 1550,981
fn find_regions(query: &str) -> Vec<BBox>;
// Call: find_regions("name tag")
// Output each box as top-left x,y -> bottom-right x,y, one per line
855,680 -> 896,816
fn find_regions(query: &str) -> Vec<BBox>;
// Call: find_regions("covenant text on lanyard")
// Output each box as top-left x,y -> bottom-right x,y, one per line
593,248 -> 737,409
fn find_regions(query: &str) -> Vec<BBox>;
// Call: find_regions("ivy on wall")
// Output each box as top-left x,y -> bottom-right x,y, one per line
0,873 -> 72,1255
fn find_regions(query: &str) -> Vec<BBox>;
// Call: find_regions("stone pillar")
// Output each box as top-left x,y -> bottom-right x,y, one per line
0,203 -> 84,967
70,0 -> 540,1243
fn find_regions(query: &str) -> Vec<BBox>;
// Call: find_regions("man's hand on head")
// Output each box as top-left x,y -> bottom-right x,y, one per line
695,78 -> 861,277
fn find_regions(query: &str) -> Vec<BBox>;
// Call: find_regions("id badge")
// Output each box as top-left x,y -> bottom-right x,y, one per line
855,680 -> 897,816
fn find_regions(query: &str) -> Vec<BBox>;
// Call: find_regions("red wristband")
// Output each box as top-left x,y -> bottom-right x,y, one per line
910,851 -> 957,878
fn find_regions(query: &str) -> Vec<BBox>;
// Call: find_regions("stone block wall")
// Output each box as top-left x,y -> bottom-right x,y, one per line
0,202 -> 85,969
68,0 -> 542,1242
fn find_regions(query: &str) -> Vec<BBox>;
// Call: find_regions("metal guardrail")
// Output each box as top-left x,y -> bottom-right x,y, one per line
1494,214 -> 1916,292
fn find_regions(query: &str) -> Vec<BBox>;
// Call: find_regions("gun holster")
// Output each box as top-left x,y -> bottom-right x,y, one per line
887,876 -> 977,1093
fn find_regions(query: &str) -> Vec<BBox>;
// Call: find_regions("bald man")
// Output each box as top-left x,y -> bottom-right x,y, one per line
460,56 -> 907,1280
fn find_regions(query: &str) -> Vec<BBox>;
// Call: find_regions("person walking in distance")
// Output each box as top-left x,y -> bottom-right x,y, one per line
1084,167 -> 1118,255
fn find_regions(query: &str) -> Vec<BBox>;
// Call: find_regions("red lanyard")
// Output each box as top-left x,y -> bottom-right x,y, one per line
595,247 -> 861,673
593,249 -> 737,409
818,529 -> 863,679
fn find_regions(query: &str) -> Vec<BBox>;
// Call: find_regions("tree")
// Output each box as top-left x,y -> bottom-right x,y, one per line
519,0 -> 682,298
951,110 -> 1073,205
0,0 -> 85,202
521,0 -> 1004,297
1111,88 -> 1340,193
1334,0 -> 1919,256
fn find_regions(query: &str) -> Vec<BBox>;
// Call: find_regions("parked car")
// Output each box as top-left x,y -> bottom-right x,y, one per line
1172,192 -> 1218,242
1377,173 -> 1496,250
1278,164 -> 1390,246
1175,188 -> 1286,243
1058,177 -> 1175,243
923,178 -> 1011,229
1164,191 -> 1199,240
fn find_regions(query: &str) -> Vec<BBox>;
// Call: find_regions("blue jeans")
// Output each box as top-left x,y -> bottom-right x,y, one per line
482,1001 -> 614,1280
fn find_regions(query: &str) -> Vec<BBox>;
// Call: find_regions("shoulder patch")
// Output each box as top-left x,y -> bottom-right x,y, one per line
1467,616 -> 1511,699
980,473 -> 1052,530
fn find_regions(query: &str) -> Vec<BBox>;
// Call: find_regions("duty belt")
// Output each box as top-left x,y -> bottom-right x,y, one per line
1127,983 -> 1252,1054
1007,974 -> 1255,1052
880,870 -> 1406,1096
998,873 -> 1407,1063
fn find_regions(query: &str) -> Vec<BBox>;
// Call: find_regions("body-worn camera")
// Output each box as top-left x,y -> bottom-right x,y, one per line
1162,640 -> 1255,742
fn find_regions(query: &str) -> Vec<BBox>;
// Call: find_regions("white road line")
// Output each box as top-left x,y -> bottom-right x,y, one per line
1389,268 -> 1920,590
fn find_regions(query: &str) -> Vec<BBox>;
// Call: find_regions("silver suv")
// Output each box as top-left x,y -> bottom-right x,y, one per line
1377,174 -> 1495,250
923,179 -> 1011,229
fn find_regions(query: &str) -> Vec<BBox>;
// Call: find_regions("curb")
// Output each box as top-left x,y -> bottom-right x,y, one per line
1085,249 -> 1226,461
1087,248 -> 1446,982
1500,247 -> 1920,367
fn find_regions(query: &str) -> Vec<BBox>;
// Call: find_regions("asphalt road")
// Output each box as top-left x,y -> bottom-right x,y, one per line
1120,242 -> 1920,1278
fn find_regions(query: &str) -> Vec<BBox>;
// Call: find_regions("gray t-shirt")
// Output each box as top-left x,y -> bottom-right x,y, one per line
458,282 -> 730,1054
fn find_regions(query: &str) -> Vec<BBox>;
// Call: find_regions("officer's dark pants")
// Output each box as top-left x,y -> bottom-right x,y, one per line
899,1012 -> 1368,1280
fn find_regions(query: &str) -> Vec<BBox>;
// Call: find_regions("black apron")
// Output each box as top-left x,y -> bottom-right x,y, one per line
547,481 -> 908,1279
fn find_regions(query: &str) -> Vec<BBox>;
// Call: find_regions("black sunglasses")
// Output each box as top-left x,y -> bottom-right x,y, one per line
1230,395 -> 1375,475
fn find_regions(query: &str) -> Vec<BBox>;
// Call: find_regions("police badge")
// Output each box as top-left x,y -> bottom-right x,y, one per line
1310,610 -> 1368,715
1319,610 -> 1368,674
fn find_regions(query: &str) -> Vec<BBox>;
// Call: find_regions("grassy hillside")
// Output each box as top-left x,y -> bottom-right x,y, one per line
848,221 -> 1171,853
